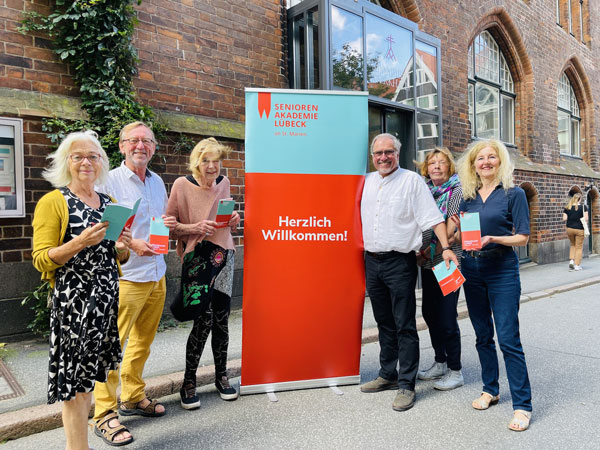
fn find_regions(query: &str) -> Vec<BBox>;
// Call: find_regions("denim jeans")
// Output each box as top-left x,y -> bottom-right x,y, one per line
462,251 -> 532,411
421,267 -> 462,370
365,251 -> 418,390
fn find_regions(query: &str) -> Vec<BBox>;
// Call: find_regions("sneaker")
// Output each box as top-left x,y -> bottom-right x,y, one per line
433,369 -> 464,391
215,376 -> 239,401
180,383 -> 200,410
574,265 -> 583,271
417,361 -> 447,380
360,376 -> 398,393
392,389 -> 415,411
569,259 -> 575,270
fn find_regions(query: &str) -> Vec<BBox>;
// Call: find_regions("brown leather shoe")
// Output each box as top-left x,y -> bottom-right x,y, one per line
360,376 -> 398,393
392,389 -> 415,411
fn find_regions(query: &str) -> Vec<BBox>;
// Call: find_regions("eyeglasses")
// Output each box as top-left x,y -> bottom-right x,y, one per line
372,150 -> 396,157
70,154 -> 101,163
122,138 -> 155,146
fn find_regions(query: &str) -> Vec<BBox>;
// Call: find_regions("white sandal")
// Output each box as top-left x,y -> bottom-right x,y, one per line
508,409 -> 531,431
472,392 -> 499,410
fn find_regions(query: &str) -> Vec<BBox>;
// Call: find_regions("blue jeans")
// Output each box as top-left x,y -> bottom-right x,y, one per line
365,251 -> 418,390
421,267 -> 462,370
461,252 -> 532,411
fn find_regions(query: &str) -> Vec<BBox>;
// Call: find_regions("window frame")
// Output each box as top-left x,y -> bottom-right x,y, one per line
467,30 -> 516,145
0,117 -> 26,218
557,73 -> 581,157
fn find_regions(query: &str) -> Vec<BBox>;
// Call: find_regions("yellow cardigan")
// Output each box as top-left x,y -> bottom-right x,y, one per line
32,189 -> 126,287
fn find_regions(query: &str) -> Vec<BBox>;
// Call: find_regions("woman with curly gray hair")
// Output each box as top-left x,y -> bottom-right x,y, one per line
32,130 -> 132,449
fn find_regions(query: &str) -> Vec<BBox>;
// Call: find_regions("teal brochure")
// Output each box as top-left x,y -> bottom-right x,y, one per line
460,212 -> 481,231
100,198 -> 141,241
215,199 -> 235,227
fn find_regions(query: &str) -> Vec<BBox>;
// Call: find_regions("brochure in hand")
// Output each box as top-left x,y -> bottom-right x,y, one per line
460,212 -> 482,250
215,199 -> 235,228
100,198 -> 141,241
432,260 -> 465,296
149,216 -> 170,254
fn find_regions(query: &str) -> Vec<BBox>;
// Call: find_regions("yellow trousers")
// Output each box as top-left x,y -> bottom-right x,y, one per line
93,277 -> 166,421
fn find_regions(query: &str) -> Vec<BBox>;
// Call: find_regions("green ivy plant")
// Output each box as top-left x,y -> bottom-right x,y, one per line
19,1 -> 174,336
21,281 -> 52,338
19,0 -> 166,160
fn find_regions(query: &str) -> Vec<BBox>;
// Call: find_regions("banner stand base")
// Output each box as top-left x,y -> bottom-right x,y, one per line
240,375 -> 360,395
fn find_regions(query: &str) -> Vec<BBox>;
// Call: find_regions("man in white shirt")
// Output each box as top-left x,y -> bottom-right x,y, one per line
93,122 -> 168,446
360,133 -> 458,412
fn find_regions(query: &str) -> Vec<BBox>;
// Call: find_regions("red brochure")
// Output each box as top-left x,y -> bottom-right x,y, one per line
432,260 -> 465,296
460,212 -> 482,250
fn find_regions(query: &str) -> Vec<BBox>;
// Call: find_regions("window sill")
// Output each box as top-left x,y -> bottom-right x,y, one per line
560,153 -> 583,160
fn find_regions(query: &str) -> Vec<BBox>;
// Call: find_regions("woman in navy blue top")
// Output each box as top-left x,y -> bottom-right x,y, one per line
456,139 -> 532,432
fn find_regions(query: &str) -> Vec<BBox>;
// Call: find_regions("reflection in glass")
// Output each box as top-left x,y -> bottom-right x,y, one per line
331,6 -> 364,91
0,125 -> 17,212
365,13 -> 412,104
468,84 -> 474,136
571,118 -> 580,157
368,106 -> 382,172
475,84 -> 499,139
417,113 -> 438,161
501,95 -> 514,144
296,15 -> 306,88
415,41 -> 437,111
558,111 -> 569,154
309,8 -> 320,89
474,31 -> 499,83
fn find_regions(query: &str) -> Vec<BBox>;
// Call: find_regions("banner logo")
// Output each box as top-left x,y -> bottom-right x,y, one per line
258,92 -> 271,119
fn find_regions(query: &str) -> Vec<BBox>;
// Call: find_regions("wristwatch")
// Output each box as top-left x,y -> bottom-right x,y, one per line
442,246 -> 451,251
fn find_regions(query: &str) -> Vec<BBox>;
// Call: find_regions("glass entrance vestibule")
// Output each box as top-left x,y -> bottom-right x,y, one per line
288,0 -> 442,171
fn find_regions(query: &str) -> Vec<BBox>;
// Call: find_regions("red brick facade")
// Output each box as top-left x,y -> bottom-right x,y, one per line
1,0 -> 599,271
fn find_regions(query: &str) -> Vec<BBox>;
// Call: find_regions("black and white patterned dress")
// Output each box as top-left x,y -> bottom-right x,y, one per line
47,187 -> 121,404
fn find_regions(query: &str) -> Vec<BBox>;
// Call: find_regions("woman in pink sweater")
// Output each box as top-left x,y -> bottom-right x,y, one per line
164,137 -> 241,410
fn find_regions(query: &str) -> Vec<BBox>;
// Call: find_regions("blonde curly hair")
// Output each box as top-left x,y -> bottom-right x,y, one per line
457,139 -> 514,200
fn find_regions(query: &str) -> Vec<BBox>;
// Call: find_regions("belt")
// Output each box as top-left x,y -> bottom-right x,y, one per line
464,247 -> 513,258
366,250 -> 407,260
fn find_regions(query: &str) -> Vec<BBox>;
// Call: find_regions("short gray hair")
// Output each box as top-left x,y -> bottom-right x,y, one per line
370,133 -> 402,154
42,131 -> 109,188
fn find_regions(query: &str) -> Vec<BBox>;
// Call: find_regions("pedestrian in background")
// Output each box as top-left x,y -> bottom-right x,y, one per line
563,192 -> 588,271
359,133 -> 458,412
32,130 -> 131,450
164,137 -> 241,410
415,147 -> 464,391
93,122 -> 169,446
457,139 -> 532,432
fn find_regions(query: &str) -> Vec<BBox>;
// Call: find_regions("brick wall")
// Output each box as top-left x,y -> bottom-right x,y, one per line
0,0 -> 287,264
133,0 -> 286,120
0,0 -> 76,95
414,0 -> 599,171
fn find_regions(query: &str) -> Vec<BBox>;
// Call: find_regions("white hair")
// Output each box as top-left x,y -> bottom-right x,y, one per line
42,130 -> 109,188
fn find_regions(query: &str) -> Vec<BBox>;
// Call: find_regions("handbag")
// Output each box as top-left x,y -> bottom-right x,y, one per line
580,217 -> 590,237
169,240 -> 228,322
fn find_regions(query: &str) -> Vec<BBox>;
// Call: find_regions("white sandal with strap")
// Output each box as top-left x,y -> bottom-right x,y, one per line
508,409 -> 531,431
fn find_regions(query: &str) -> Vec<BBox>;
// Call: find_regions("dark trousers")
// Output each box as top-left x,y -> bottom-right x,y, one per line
183,289 -> 231,385
365,251 -> 418,390
421,267 -> 462,370
461,252 -> 532,411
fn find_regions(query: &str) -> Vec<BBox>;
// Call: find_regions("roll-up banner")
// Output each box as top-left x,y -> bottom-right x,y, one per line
241,88 -> 368,394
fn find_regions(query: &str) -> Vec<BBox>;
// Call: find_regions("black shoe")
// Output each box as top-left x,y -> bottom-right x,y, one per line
180,383 -> 200,410
215,376 -> 239,401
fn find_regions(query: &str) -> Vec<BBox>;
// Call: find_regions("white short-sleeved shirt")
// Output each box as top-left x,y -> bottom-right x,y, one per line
97,162 -> 168,282
361,168 -> 444,253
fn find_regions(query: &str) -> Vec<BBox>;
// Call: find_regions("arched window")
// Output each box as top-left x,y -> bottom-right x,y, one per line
468,31 -> 515,144
557,73 -> 580,156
